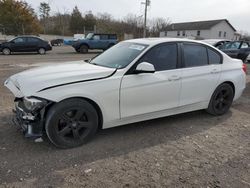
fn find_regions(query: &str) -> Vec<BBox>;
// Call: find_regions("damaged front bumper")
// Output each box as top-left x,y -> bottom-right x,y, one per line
12,98 -> 49,139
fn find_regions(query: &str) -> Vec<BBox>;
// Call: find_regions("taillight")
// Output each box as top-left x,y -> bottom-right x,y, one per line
243,63 -> 247,74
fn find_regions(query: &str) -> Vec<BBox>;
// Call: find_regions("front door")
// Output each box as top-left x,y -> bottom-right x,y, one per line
120,43 -> 181,118
11,37 -> 27,52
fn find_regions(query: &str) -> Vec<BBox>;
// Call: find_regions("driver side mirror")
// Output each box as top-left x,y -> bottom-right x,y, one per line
134,62 -> 155,74
84,58 -> 91,63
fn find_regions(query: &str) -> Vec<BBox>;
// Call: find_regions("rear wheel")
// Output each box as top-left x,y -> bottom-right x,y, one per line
45,98 -> 99,148
2,48 -> 11,55
206,83 -> 234,116
38,48 -> 46,55
79,45 -> 88,53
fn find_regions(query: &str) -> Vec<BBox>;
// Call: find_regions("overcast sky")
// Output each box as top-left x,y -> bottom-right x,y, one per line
26,0 -> 250,32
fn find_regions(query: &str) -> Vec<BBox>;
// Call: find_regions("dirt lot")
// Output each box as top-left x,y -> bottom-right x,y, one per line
0,46 -> 250,188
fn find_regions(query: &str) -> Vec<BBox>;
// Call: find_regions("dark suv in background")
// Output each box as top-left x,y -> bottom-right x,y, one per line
0,36 -> 52,55
72,33 -> 118,53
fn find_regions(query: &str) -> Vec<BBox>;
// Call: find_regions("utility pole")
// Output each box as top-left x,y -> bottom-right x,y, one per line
142,0 -> 150,38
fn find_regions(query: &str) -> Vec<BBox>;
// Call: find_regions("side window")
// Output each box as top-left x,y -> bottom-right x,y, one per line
93,35 -> 100,40
13,37 -> 25,43
139,43 -> 177,71
241,42 -> 249,49
27,37 -> 40,42
208,48 -> 221,64
100,35 -> 108,40
227,42 -> 241,49
183,44 -> 208,67
109,35 -> 117,40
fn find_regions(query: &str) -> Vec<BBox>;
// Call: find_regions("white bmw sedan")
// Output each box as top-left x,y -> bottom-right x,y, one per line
5,38 -> 246,148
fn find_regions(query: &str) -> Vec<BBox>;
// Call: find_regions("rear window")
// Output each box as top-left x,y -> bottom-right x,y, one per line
183,44 -> 208,67
208,48 -> 221,64
27,37 -> 40,42
109,35 -> 117,40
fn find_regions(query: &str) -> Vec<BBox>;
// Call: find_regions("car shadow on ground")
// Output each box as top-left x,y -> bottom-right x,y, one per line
0,108 -> 232,184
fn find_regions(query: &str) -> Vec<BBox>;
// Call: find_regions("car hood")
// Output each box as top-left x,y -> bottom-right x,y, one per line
4,61 -> 116,98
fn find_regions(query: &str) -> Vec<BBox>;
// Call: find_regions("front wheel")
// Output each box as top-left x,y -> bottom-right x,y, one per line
45,98 -> 99,148
38,48 -> 46,55
2,48 -> 11,55
79,45 -> 88,53
206,83 -> 234,116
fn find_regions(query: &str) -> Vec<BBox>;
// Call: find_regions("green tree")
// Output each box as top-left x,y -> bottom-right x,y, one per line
69,6 -> 84,34
39,2 -> 51,34
0,0 -> 42,35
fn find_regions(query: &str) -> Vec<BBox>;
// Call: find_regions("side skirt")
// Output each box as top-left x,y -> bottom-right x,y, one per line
103,101 -> 209,129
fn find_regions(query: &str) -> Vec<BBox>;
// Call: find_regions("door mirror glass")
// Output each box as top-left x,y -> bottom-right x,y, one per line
135,62 -> 155,74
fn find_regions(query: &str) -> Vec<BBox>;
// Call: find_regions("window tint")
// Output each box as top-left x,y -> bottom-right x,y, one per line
100,35 -> 108,40
208,48 -> 221,64
139,43 -> 177,71
183,44 -> 208,67
27,37 -> 40,42
241,42 -> 249,49
93,35 -> 100,40
225,42 -> 241,49
109,35 -> 117,39
13,37 -> 25,43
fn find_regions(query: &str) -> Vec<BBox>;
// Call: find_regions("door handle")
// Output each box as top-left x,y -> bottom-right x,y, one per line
168,75 -> 181,81
210,69 -> 220,74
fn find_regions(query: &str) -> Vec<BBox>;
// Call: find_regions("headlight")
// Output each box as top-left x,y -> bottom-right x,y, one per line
23,97 -> 48,112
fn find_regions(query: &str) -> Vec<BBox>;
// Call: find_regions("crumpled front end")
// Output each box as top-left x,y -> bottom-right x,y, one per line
13,97 -> 51,138
5,78 -> 51,138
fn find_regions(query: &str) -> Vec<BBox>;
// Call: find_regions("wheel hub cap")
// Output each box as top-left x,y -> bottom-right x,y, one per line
71,122 -> 78,129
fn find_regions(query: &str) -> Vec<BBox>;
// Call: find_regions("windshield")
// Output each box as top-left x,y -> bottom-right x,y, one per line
90,42 -> 148,69
86,33 -> 94,39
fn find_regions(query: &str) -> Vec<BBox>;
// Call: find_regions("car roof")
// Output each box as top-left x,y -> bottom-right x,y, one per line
124,37 -> 208,46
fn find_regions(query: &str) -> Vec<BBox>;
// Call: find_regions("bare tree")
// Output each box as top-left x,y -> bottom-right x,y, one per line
149,17 -> 171,37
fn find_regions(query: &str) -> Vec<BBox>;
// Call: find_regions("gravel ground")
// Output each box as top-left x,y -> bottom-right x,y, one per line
0,46 -> 250,188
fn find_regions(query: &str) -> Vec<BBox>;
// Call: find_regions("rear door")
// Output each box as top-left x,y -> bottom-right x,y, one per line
100,34 -> 109,49
26,37 -> 40,52
90,34 -> 101,49
179,43 -> 222,106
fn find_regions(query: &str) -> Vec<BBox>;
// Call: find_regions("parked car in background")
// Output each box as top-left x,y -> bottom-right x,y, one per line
202,39 -> 230,48
50,39 -> 64,46
218,41 -> 250,63
72,33 -> 118,53
5,38 -> 246,148
247,54 -> 250,63
0,36 -> 52,55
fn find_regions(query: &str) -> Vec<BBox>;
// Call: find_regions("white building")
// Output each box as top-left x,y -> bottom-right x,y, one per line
160,19 -> 240,40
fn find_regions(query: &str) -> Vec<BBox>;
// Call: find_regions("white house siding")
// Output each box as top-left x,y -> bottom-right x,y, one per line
160,20 -> 237,40
210,20 -> 236,40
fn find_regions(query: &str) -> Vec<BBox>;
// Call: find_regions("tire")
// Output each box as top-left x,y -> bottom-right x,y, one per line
206,83 -> 234,116
45,98 -> 99,149
2,48 -> 11,55
38,48 -> 46,55
79,45 -> 88,53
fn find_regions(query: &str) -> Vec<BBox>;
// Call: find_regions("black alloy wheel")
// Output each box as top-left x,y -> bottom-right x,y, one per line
207,83 -> 234,115
46,98 -> 99,148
